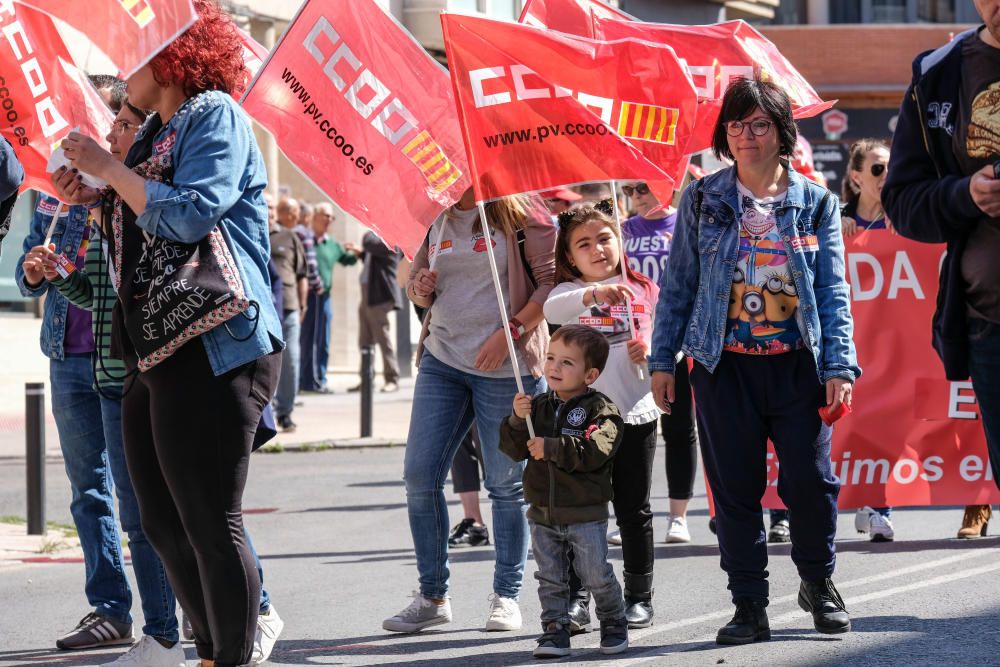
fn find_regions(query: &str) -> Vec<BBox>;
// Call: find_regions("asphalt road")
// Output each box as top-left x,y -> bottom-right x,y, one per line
2,447 -> 999,666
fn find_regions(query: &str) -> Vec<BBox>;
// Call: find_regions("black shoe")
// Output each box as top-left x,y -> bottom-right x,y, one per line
533,621 -> 571,658
798,578 -> 851,634
768,519 -> 791,543
716,598 -> 770,645
623,572 -> 654,629
347,383 -> 362,393
709,516 -> 717,534
277,415 -> 297,432
567,596 -> 591,634
599,617 -> 628,654
447,518 -> 490,547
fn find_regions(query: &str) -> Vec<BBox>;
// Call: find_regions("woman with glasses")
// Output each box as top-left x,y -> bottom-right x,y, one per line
620,181 -> 698,547
841,139 -> 892,237
648,77 -> 860,645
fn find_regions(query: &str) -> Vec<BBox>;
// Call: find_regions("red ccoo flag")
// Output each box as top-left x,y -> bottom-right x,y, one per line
442,12 -> 697,204
241,0 -> 470,259
518,0 -> 632,38
14,0 -> 196,77
593,18 -> 835,153
0,3 -> 114,195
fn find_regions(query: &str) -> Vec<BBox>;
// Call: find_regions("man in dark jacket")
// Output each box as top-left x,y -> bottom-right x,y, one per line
0,135 -> 24,254
883,1 -> 1000,499
350,230 -> 403,392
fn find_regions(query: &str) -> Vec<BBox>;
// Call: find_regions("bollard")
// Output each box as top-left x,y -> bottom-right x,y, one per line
396,301 -> 412,379
25,382 -> 45,536
361,346 -> 374,437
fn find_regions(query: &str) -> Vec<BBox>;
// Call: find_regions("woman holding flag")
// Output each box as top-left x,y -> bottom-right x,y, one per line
649,77 -> 859,645
383,187 -> 555,634
49,2 -> 283,665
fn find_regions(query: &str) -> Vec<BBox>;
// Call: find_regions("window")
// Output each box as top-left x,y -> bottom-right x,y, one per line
489,0 -> 520,20
917,0 -> 955,22
450,0 -> 483,12
831,0 -> 862,23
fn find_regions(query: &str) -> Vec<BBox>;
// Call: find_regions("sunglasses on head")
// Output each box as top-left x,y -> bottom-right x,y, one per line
622,183 -> 650,197
870,163 -> 886,177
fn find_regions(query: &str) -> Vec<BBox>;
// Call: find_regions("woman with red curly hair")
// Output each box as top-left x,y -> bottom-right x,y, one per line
52,2 -> 284,665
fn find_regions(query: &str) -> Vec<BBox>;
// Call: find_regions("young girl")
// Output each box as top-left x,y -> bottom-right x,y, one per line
543,203 -> 660,630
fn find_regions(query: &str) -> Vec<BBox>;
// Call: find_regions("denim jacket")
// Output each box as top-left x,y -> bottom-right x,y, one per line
648,165 -> 861,384
128,91 -> 282,375
15,196 -> 91,360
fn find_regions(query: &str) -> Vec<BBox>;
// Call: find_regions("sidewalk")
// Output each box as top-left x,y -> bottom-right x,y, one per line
0,312 -> 414,459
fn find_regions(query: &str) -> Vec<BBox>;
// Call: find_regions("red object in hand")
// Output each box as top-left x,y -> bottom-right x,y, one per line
819,401 -> 851,426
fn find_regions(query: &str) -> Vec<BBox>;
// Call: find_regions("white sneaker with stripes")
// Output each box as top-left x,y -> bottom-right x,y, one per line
56,612 -> 134,650
100,635 -> 185,667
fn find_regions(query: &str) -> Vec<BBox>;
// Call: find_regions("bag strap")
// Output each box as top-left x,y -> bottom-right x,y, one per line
516,227 -> 537,290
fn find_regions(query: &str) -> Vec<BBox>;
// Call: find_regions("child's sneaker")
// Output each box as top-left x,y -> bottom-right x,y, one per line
382,594 -> 451,633
599,617 -> 629,655
533,621 -> 571,658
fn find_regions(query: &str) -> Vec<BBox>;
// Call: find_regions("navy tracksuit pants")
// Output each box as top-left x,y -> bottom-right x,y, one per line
690,349 -> 840,602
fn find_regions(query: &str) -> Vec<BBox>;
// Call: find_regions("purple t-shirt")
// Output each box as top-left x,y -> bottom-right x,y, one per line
622,212 -> 677,286
63,241 -> 95,354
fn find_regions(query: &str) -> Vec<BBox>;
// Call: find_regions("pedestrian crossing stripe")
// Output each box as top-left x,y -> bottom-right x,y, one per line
120,0 -> 156,28
617,102 -> 680,146
402,131 -> 462,194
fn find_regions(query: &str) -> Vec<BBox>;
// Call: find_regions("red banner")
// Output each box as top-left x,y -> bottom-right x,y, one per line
442,13 -> 698,204
518,0 -> 632,38
593,18 -> 835,154
238,27 -> 268,78
759,232 -> 1000,509
241,0 -> 470,259
14,0 -> 196,77
0,4 -> 114,195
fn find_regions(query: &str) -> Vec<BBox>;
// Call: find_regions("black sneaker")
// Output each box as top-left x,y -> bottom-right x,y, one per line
448,518 -> 490,547
533,621 -> 571,658
716,598 -> 770,645
599,617 -> 628,655
768,519 -> 790,543
798,578 -> 851,634
277,415 -> 297,433
56,612 -> 133,650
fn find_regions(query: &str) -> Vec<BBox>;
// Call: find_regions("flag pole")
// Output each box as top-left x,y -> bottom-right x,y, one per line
610,180 -> 646,381
477,200 -> 536,439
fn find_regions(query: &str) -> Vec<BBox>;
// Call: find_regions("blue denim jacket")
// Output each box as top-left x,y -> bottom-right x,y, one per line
648,165 -> 861,384
15,197 -> 91,360
131,91 -> 282,375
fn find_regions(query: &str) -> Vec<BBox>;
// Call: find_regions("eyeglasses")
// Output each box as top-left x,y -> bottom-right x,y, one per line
622,183 -> 650,197
111,119 -> 140,134
725,119 -> 774,137
870,163 -> 886,177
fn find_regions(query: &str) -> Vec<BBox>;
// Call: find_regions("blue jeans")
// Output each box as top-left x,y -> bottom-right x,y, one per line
300,291 -> 332,391
273,309 -> 300,417
531,519 -> 625,626
51,355 -> 132,625
404,352 -> 541,600
968,318 -> 1000,488
101,384 -> 179,641
315,292 -> 333,389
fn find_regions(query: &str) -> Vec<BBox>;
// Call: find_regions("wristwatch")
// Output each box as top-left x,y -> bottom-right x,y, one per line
508,317 -> 526,341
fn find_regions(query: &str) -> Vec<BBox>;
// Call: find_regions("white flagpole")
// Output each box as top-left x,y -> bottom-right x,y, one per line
428,217 -> 448,272
43,202 -> 65,247
477,201 -> 536,439
610,180 -> 646,381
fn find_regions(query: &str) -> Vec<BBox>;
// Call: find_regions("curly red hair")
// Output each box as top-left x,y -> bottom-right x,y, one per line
149,0 -> 249,98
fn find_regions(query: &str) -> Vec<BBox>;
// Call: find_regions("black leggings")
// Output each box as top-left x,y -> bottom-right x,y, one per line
660,358 -> 699,500
450,425 -> 483,494
122,341 -> 279,666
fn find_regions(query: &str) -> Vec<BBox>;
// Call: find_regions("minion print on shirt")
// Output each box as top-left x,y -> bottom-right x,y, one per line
723,182 -> 805,355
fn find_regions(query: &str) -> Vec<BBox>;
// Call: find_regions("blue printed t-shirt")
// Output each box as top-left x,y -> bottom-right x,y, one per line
854,213 -> 887,230
723,182 -> 804,355
622,211 -> 676,286
63,225 -> 95,354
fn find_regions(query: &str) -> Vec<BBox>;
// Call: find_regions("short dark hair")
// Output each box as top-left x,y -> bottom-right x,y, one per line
88,74 -> 126,113
712,77 -> 797,162
550,324 -> 610,373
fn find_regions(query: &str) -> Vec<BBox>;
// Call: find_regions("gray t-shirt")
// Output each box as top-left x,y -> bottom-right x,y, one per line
423,207 -> 526,377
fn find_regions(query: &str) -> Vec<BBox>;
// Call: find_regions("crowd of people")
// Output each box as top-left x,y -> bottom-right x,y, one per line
2,0 -> 998,664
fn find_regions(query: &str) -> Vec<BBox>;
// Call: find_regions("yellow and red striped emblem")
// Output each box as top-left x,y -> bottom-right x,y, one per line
120,0 -> 156,28
402,131 -> 462,194
617,102 -> 680,146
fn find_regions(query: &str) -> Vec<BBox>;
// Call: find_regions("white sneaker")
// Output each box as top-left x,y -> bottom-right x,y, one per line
485,594 -> 522,631
383,593 -> 452,633
607,530 -> 622,546
251,605 -> 284,664
855,507 -> 895,542
665,516 -> 691,543
100,635 -> 186,667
